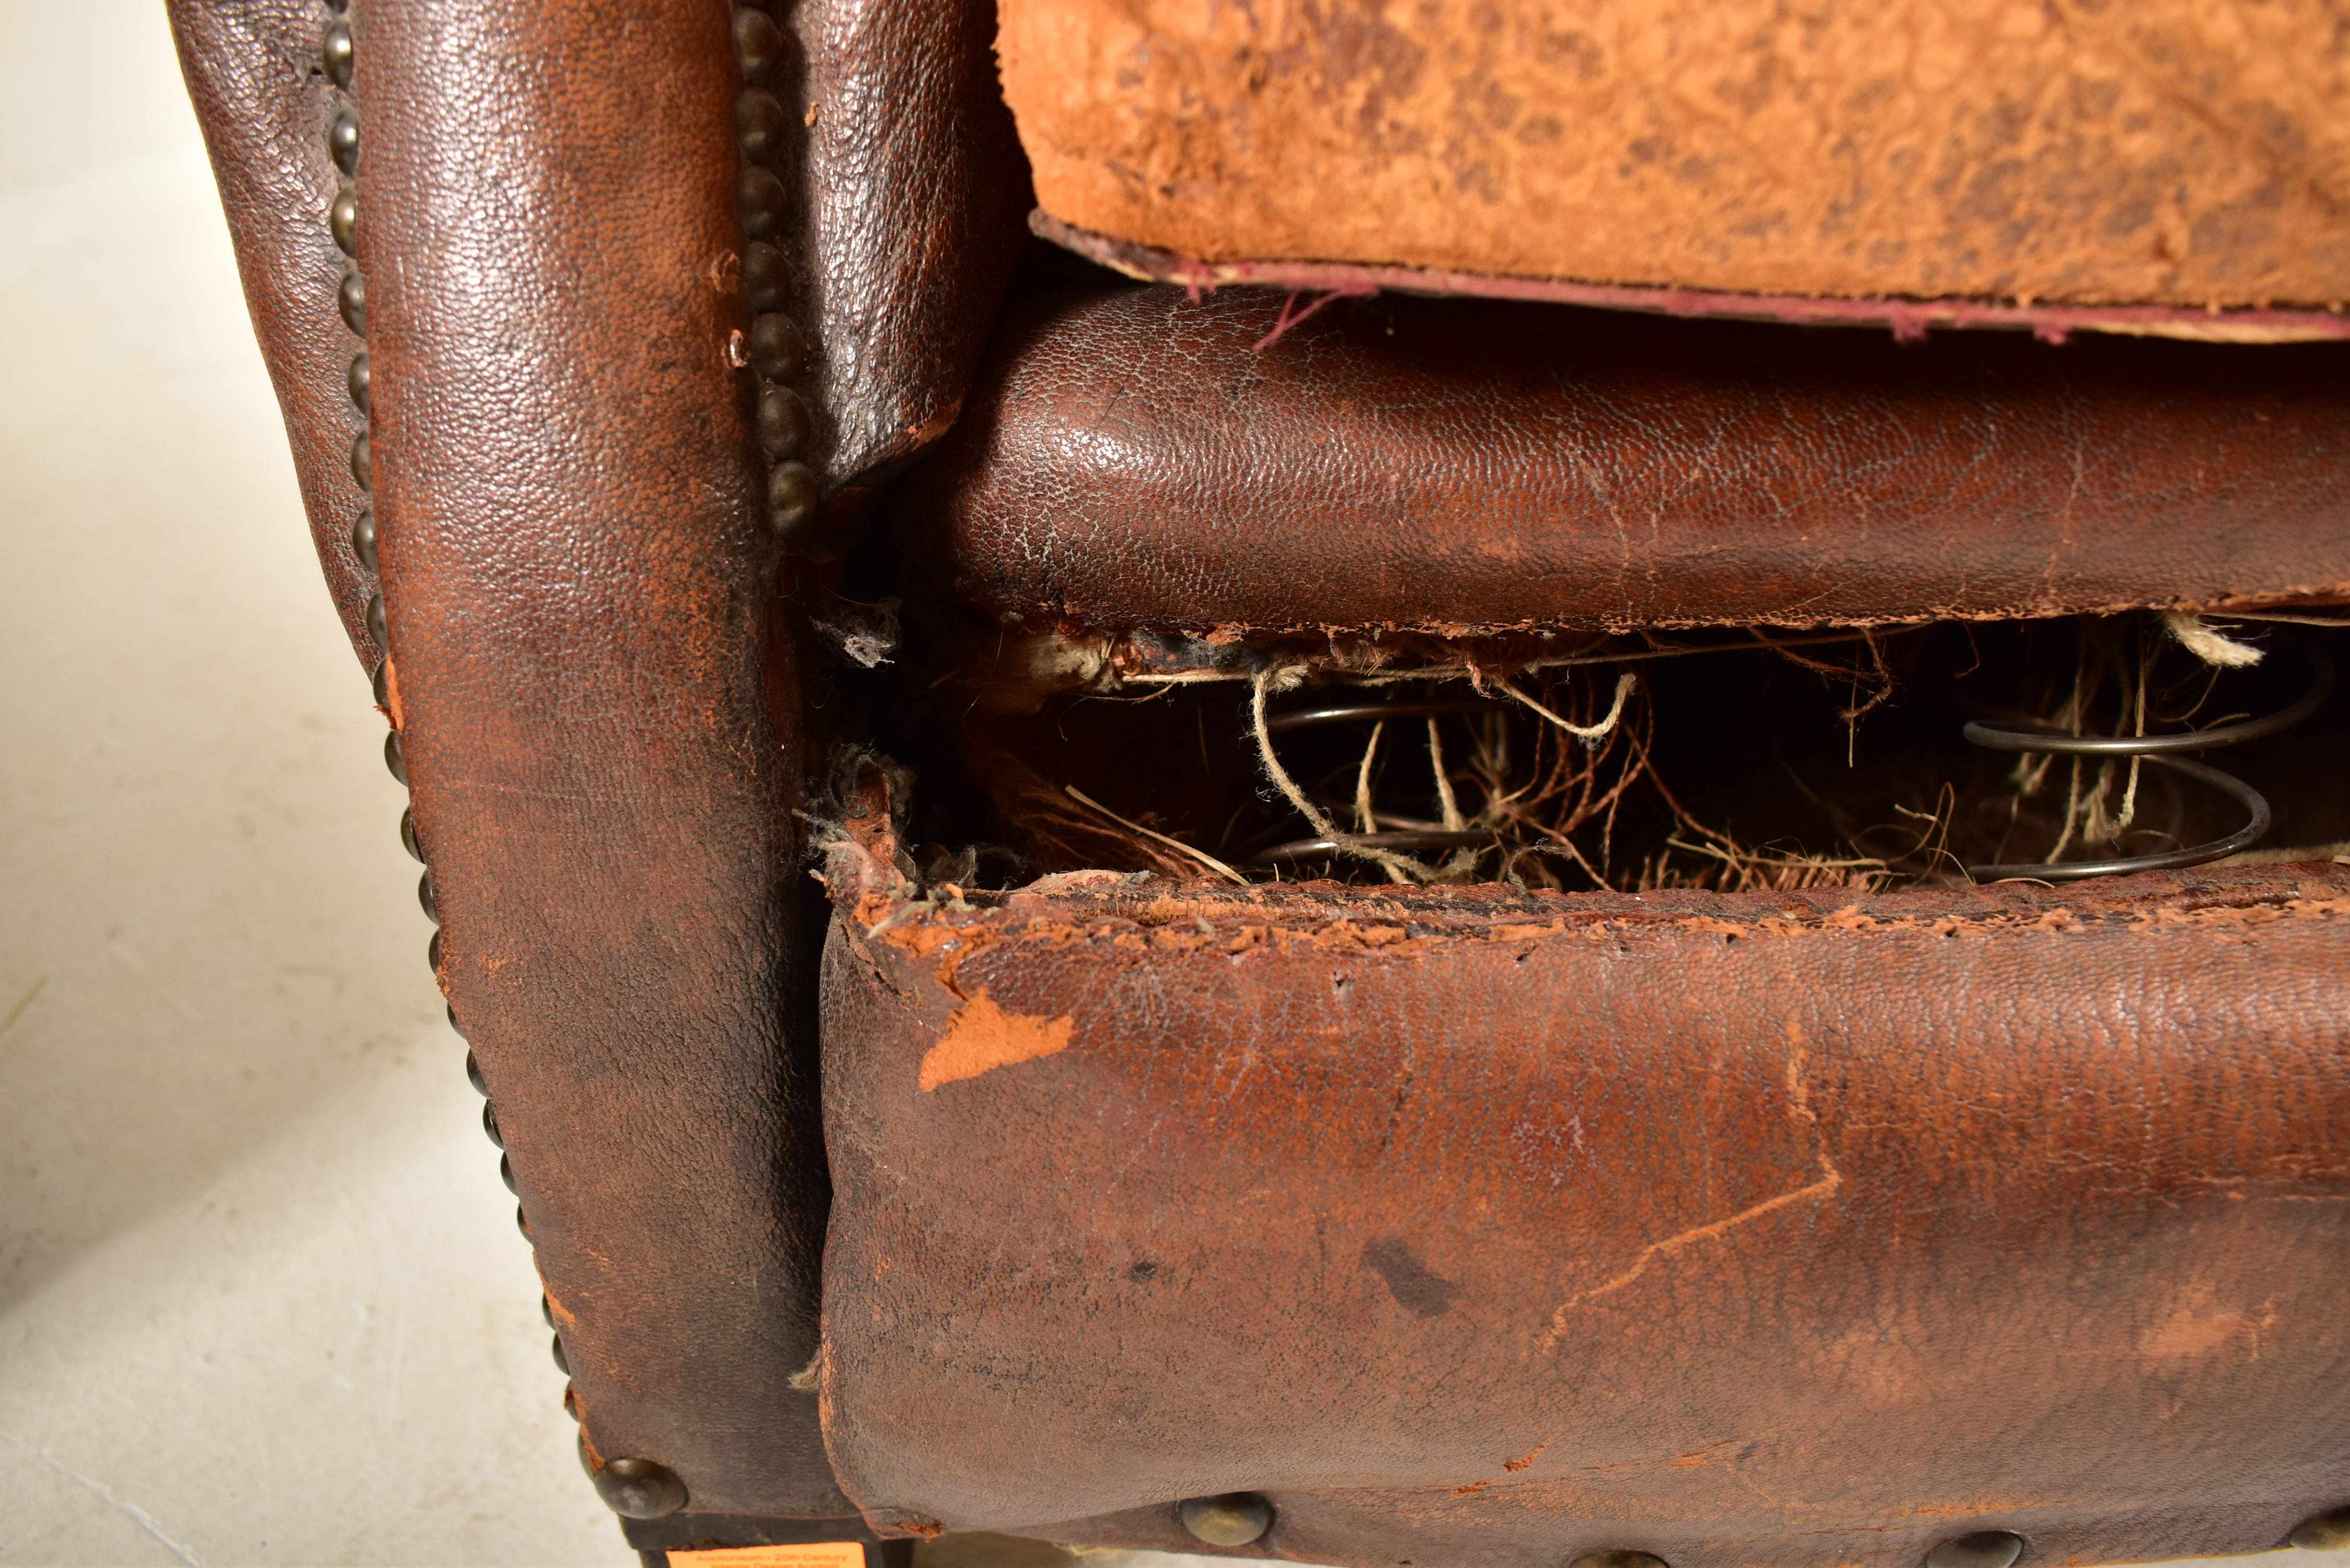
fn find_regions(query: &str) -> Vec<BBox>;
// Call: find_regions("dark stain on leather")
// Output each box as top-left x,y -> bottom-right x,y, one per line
1360,1237 -> 1459,1318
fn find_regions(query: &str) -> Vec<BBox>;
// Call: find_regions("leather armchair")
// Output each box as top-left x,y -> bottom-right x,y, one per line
170,2 -> 2350,1565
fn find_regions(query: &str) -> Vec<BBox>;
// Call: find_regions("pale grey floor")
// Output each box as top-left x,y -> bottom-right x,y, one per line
0,5 -> 2338,1567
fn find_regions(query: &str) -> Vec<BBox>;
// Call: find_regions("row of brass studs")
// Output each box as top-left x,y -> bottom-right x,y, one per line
320,2 -> 379,707
731,1 -> 826,560
319,0 -> 691,1520
1181,1500 -> 2350,1560
1559,1517 -> 2350,1567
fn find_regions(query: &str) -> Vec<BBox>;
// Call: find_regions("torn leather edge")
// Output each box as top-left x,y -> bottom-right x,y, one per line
817,793 -> 2350,952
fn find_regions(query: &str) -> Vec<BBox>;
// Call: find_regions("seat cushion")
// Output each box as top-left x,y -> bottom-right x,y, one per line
1001,0 -> 2350,340
816,813 -> 2350,1565
916,284 -> 2350,639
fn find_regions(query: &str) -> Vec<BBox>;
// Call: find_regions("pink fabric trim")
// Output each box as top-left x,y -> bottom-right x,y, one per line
1034,211 -> 2350,345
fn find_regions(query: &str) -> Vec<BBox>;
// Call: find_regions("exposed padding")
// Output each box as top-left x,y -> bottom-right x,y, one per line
817,814 -> 2350,1564
919,284 -> 2350,637
998,0 -> 2350,315
354,0 -> 848,1521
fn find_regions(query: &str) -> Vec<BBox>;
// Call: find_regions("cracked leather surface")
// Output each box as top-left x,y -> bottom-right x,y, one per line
923,284 -> 2350,636
353,0 -> 846,1520
169,0 -> 376,671
820,840 -> 2350,1565
791,0 -> 1031,498
1000,0 -> 2350,309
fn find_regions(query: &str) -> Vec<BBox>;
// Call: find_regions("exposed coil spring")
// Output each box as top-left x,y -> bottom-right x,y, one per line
1250,697 -> 1508,867
1253,642 -> 2335,883
1962,642 -> 2332,882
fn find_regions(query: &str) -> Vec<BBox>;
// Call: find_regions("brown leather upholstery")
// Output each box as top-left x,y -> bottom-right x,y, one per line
170,0 -> 2350,1559
177,0 -> 1028,642
821,817 -> 2350,1565
169,0 -> 376,669
174,0 -> 1031,1538
790,0 -> 1031,502
353,0 -> 843,1525
1001,0 -> 2350,325
923,284 -> 2350,638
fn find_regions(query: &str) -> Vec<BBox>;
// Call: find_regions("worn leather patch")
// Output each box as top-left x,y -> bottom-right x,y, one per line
999,0 -> 2350,310
819,839 -> 2350,1565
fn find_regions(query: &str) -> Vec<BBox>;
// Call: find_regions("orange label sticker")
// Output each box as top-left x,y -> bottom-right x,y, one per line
670,1545 -> 865,1568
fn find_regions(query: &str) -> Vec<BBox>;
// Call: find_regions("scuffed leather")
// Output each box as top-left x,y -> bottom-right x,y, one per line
790,0 -> 1031,498
820,849 -> 2350,1565
999,0 -> 2350,310
354,0 -> 846,1520
923,284 -> 2350,635
168,0 -> 375,671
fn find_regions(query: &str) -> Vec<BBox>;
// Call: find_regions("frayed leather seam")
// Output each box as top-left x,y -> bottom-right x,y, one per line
854,892 -> 2350,982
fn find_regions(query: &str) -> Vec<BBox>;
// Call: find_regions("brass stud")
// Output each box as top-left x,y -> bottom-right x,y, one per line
734,88 -> 788,161
550,1332 -> 567,1373
1926,1532 -> 2025,1568
347,350 -> 370,414
757,384 -> 811,458
1570,1556 -> 1667,1568
329,188 -> 358,256
749,312 -> 807,379
542,1294 -> 556,1329
364,592 -> 387,651
350,506 -> 376,571
732,8 -> 788,80
349,431 -> 371,492
320,18 -> 354,88
482,1100 -> 502,1148
464,1049 -> 486,1096
445,1001 -> 465,1039
768,462 -> 818,539
500,1152 -> 517,1193
427,928 -> 442,971
371,658 -> 388,706
327,110 -> 359,176
417,868 -> 437,924
338,267 -> 366,335
2291,1507 -> 2350,1551
516,1203 -> 531,1238
742,241 -> 789,312
592,1455 -> 689,1520
1179,1493 -> 1273,1548
739,166 -> 787,239
400,805 -> 422,861
384,729 -> 407,784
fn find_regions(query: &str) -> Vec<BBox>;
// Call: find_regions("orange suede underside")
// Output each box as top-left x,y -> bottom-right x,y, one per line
998,0 -> 2350,310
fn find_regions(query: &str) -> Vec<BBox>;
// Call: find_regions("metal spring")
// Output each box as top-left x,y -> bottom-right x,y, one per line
1962,642 -> 2332,882
1251,697 -> 1509,866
